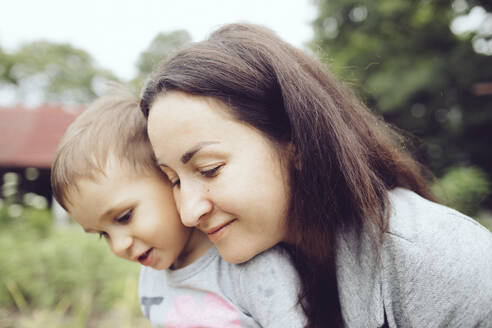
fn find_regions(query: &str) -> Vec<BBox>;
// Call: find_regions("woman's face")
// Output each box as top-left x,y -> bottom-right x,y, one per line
147,91 -> 291,264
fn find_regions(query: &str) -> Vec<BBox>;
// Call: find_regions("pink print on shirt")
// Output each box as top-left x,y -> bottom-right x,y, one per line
163,292 -> 241,327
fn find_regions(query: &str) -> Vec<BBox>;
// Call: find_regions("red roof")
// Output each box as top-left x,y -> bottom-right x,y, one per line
472,83 -> 492,96
0,104 -> 83,168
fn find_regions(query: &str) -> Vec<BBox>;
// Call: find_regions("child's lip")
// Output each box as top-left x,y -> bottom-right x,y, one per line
137,248 -> 154,265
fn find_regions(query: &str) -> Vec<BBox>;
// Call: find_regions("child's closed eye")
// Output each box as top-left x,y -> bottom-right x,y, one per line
116,210 -> 132,224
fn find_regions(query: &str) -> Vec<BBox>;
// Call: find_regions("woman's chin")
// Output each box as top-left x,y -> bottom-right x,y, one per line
216,247 -> 256,264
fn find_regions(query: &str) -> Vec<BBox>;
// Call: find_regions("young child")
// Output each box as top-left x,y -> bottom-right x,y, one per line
50,85 -> 306,328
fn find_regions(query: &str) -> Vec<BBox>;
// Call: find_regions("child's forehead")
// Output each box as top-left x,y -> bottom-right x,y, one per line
91,160 -> 157,185
65,152 -> 167,210
67,162 -> 132,199
67,166 -> 153,212
67,165 -> 173,222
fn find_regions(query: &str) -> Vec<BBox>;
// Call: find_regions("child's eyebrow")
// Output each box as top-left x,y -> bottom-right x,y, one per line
101,207 -> 122,219
83,204 -> 127,233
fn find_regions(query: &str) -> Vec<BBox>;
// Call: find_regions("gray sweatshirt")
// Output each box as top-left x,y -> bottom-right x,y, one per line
337,188 -> 492,327
139,188 -> 491,327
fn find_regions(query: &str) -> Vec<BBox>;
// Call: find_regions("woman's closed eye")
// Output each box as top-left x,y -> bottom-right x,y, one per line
200,164 -> 224,177
166,165 -> 224,188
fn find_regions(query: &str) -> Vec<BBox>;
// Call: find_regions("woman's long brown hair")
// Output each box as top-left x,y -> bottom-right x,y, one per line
141,23 -> 433,327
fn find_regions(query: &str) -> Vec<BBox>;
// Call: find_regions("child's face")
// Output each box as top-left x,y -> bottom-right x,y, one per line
66,161 -> 192,270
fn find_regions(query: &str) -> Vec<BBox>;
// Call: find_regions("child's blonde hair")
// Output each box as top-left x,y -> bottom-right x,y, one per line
51,83 -> 157,210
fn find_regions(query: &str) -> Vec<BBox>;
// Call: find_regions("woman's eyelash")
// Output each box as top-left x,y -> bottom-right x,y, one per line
200,165 -> 223,177
169,164 -> 224,188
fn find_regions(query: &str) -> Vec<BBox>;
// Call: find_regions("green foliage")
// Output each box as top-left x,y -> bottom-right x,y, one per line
131,30 -> 191,91
0,29 -> 193,103
0,225 -> 140,311
136,30 -> 191,77
0,46 -> 16,84
1,41 -> 119,104
0,285 -> 150,328
0,278 -> 149,328
312,0 -> 492,202
0,206 -> 52,237
431,166 -> 490,216
0,204 -> 145,325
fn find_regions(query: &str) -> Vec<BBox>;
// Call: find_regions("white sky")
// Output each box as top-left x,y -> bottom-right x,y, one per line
0,0 -> 317,80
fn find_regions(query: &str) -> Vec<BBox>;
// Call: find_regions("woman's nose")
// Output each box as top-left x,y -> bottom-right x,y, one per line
177,181 -> 213,227
110,232 -> 133,258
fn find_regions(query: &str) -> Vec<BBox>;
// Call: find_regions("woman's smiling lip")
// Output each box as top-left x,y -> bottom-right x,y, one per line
203,219 -> 237,243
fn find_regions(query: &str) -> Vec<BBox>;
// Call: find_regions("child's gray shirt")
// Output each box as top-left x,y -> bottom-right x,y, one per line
139,245 -> 305,328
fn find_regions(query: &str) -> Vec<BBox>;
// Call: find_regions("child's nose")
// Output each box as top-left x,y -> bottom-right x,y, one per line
110,233 -> 133,258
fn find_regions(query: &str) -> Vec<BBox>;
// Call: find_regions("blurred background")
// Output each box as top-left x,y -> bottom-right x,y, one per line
1,0 -> 491,326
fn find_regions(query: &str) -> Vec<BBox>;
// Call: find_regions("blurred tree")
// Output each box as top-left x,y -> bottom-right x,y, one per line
0,46 -> 16,85
131,30 -> 191,91
311,0 -> 492,206
136,30 -> 192,77
431,166 -> 490,217
1,41 -> 118,104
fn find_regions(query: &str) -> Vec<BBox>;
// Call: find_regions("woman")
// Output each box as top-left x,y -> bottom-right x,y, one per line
140,23 -> 492,327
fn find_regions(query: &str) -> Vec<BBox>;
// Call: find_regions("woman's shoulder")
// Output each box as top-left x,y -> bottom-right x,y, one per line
234,245 -> 295,275
386,187 -> 491,244
220,246 -> 305,327
381,188 -> 492,326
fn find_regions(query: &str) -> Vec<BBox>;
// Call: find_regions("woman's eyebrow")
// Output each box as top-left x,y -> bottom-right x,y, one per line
156,141 -> 220,167
181,141 -> 220,164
